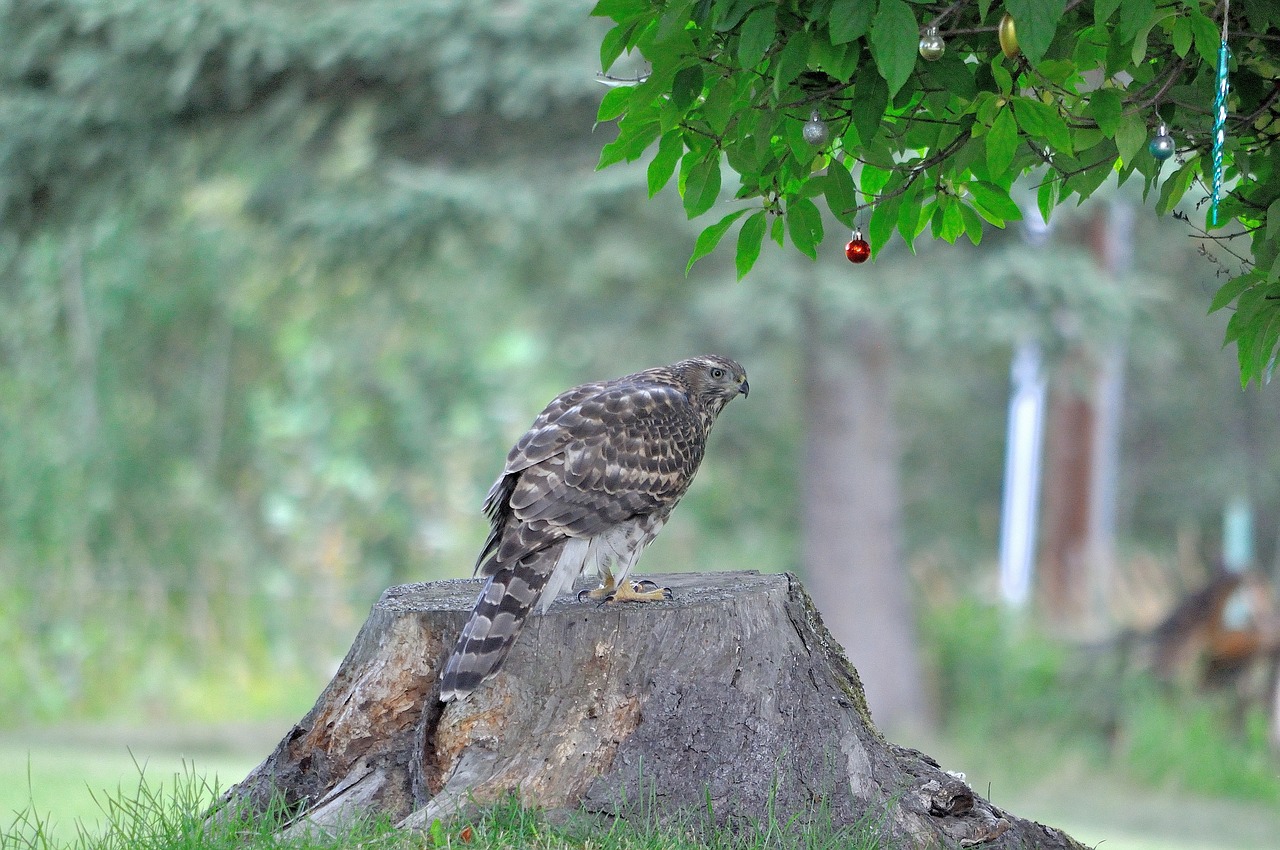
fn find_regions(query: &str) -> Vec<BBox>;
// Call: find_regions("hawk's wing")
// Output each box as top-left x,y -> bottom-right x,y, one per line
474,377 -> 705,576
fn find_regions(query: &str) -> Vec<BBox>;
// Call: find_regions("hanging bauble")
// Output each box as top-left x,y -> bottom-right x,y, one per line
998,13 -> 1020,58
1148,122 -> 1175,161
802,110 -> 830,146
845,230 -> 870,264
919,26 -> 946,61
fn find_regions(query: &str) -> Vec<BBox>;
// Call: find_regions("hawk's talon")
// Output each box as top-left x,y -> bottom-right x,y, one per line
576,589 -> 593,602
597,580 -> 674,604
630,579 -> 674,601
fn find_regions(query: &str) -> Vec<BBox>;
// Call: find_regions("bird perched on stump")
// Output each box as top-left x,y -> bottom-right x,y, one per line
440,355 -> 749,702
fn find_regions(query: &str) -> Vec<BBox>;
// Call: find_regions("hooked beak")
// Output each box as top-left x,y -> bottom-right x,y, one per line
739,378 -> 750,398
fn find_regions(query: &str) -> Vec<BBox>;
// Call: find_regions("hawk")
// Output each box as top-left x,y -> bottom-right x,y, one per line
439,354 -> 749,702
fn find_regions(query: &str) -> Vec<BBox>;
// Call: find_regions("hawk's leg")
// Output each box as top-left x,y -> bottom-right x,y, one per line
575,568 -> 672,603
606,579 -> 673,603
576,565 -> 617,603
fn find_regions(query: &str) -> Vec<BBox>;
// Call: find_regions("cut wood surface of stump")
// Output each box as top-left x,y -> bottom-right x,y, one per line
215,571 -> 1086,849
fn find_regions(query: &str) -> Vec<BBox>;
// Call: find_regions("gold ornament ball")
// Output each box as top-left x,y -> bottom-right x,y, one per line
998,13 -> 1020,58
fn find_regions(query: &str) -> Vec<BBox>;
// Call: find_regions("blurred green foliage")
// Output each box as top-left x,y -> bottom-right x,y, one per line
925,598 -> 1280,803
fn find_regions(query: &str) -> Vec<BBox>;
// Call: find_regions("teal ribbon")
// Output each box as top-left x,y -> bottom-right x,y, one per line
1210,10 -> 1230,225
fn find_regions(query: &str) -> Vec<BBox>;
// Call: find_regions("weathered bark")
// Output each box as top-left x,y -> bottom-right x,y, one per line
214,571 -> 1084,849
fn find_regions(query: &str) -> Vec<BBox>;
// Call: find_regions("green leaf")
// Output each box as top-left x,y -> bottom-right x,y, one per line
596,86 -> 633,123
1014,98 -> 1071,152
968,181 -> 1023,222
1266,196 -> 1280,243
868,192 -> 902,255
869,0 -> 919,98
1087,88 -> 1123,136
1130,15 -> 1159,65
823,163 -> 857,227
1036,60 -> 1077,86
1093,0 -> 1122,25
960,202 -> 986,245
922,53 -> 979,100
1116,0 -> 1154,43
654,1 -> 698,43
600,22 -> 637,72
1155,155 -> 1199,215
773,30 -> 812,97
591,0 -> 648,20
1037,172 -> 1060,223
713,0 -> 761,32
1171,15 -> 1192,57
687,208 -> 749,273
1209,271 -> 1261,313
1189,11 -> 1221,66
735,210 -> 767,279
1104,32 -> 1130,76
1004,0 -> 1067,65
738,6 -> 776,69
670,65 -> 704,112
681,154 -> 722,218
1065,153 -> 1114,202
830,0 -> 875,44
702,77 -> 737,134
859,165 -> 891,199
786,197 -> 824,258
896,180 -> 926,246
1114,112 -> 1147,164
991,58 -> 1012,96
598,113 -> 659,169
648,130 -> 684,197
1240,0 -> 1273,32
850,73 -> 889,147
936,195 -> 965,242
986,107 -> 1019,177
817,37 -> 860,80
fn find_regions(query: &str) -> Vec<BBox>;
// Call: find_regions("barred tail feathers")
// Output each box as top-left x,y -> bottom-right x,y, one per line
439,546 -> 556,702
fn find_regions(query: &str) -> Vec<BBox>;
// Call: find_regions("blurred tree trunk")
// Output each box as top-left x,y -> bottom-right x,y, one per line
1038,204 -> 1130,633
1038,357 -> 1097,628
799,304 -> 931,732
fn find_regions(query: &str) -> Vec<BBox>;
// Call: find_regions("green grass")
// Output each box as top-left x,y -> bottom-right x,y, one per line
0,729 -> 267,839
1,755 -> 887,850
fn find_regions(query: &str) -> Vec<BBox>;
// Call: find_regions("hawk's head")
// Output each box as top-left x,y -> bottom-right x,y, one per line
675,354 -> 749,414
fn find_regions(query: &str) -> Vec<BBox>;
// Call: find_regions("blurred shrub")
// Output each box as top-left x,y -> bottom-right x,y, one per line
922,598 -> 1280,802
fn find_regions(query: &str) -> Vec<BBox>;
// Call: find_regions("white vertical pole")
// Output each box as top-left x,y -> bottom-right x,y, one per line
999,340 -> 1047,608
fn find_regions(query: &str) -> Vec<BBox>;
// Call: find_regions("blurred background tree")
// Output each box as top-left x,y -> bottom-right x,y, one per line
1,8 -> 1278,816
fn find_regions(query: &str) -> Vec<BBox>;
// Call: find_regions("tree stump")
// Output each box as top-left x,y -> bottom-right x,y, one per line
215,571 -> 1085,848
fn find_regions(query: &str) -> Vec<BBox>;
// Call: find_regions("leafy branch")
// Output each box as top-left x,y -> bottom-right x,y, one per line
592,0 -> 1280,385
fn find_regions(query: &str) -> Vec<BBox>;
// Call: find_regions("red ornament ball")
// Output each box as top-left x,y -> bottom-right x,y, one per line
845,237 -> 871,263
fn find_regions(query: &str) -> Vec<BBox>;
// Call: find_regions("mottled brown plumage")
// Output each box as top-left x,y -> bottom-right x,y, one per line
439,355 -> 748,702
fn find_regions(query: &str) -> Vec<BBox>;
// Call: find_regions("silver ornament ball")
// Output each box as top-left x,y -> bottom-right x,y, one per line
802,110 -> 830,146
919,26 -> 945,61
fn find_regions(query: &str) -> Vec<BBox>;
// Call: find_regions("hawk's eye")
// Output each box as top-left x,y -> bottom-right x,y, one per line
710,367 -> 725,379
